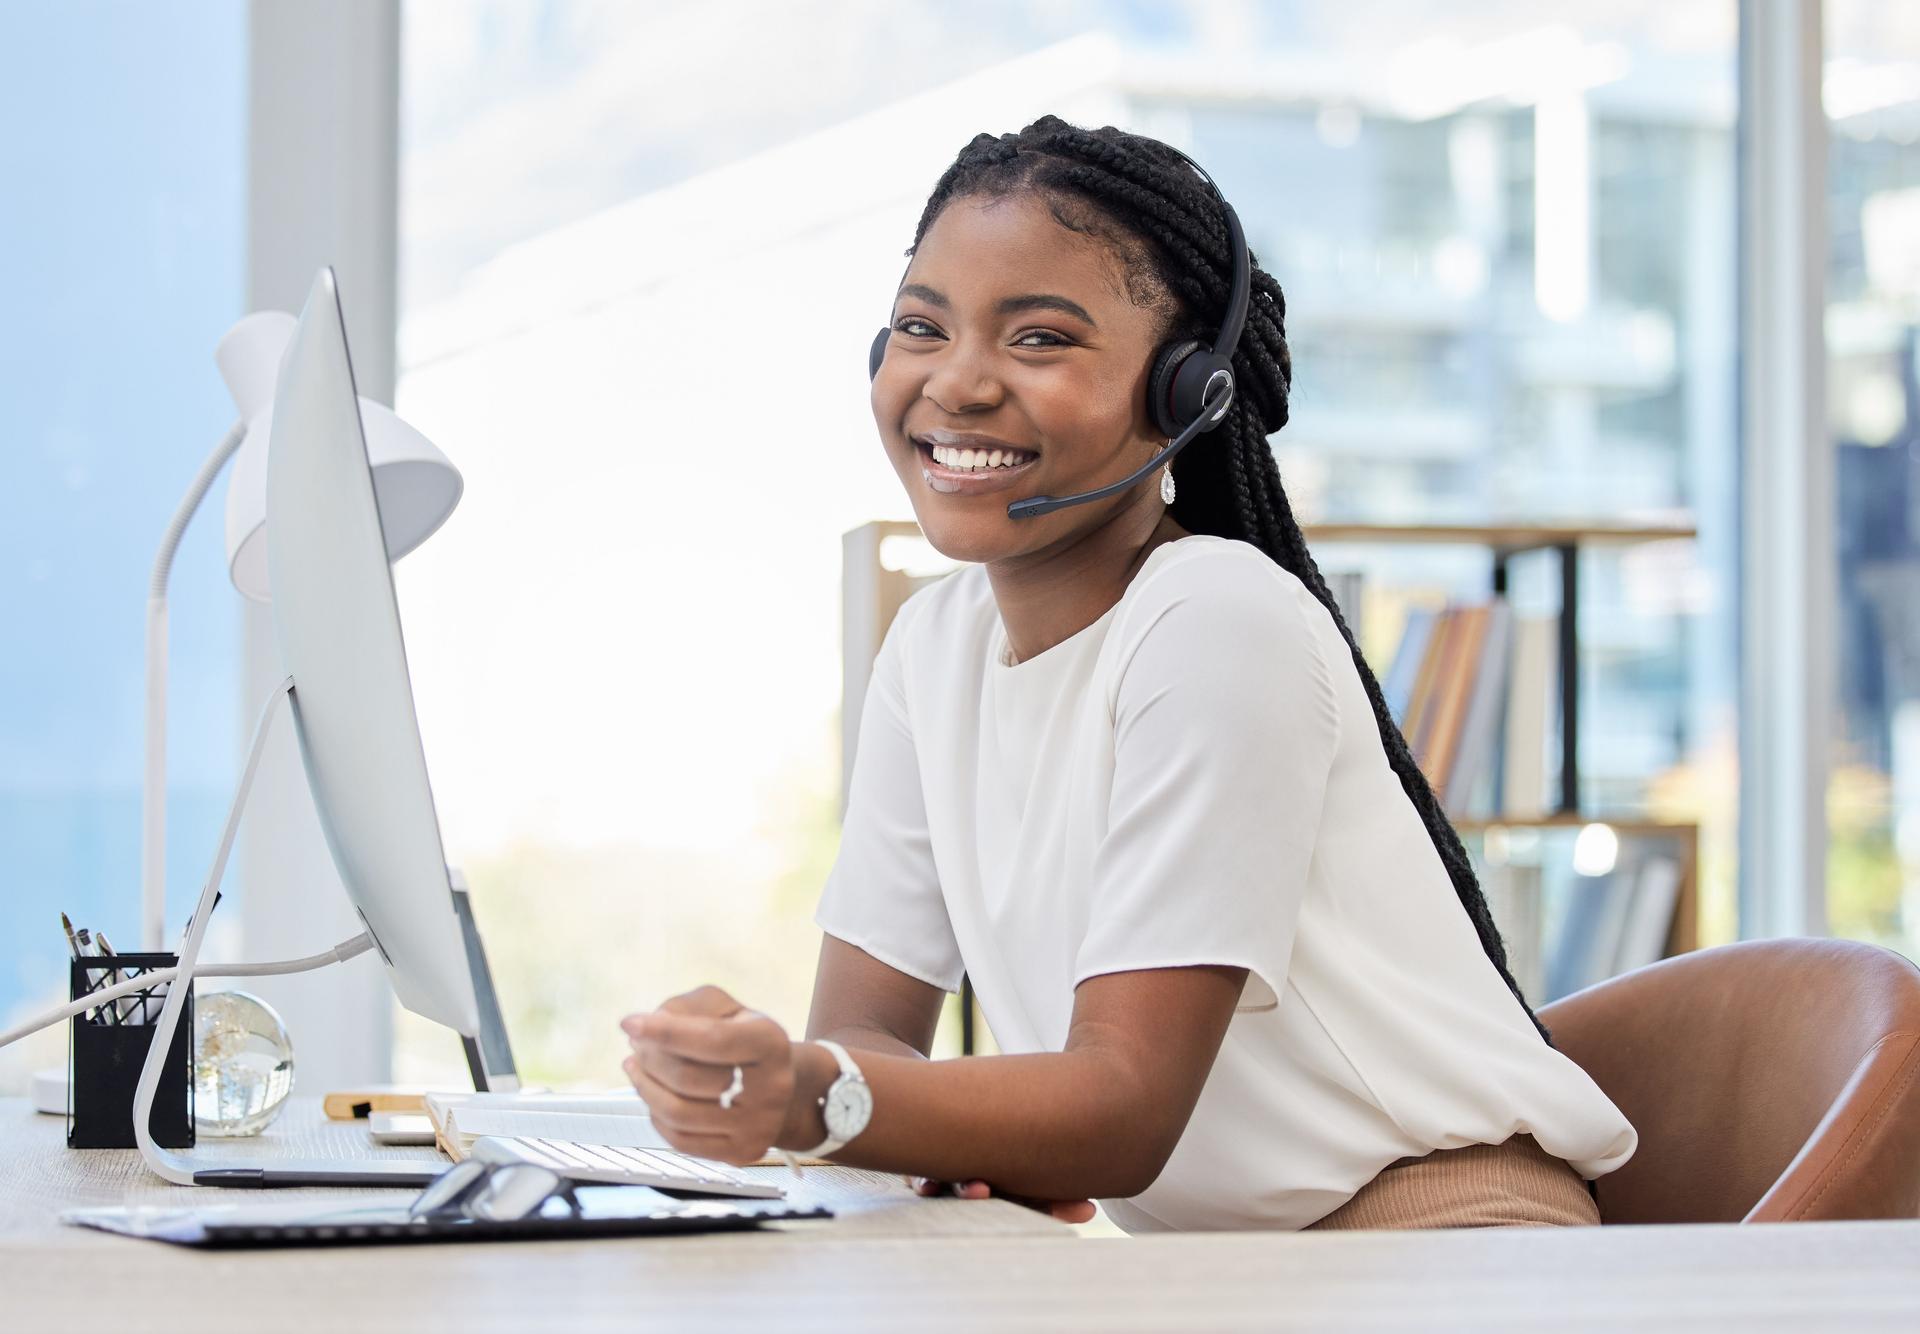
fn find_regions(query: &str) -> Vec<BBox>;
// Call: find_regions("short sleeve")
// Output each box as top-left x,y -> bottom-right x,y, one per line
814,595 -> 966,992
1073,550 -> 1341,1012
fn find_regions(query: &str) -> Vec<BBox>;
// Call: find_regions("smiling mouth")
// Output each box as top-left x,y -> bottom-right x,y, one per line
912,438 -> 1041,496
915,439 -> 1039,471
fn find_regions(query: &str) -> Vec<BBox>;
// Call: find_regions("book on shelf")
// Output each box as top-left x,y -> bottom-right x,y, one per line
1382,607 -> 1437,722
1610,853 -> 1681,977
1543,847 -> 1682,1001
1325,569 -> 1365,644
1481,861 -> 1544,1003
1401,608 -> 1455,762
1445,603 -> 1511,812
1381,599 -> 1557,820
1422,604 -> 1485,795
1502,615 -> 1558,819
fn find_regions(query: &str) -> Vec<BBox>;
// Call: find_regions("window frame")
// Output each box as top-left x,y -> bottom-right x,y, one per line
1736,0 -> 1833,938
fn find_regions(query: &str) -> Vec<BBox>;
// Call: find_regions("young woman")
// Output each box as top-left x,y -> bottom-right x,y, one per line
621,116 -> 1635,1232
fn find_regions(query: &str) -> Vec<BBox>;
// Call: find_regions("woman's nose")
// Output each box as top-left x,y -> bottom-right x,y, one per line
922,340 -> 1004,415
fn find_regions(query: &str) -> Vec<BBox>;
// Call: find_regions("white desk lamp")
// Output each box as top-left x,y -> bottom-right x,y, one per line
140,310 -> 461,948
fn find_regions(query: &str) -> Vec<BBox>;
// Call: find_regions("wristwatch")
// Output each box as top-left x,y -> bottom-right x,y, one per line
798,1039 -> 872,1158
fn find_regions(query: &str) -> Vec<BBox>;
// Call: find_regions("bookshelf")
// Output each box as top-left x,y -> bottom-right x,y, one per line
1305,520 -> 1696,817
1306,520 -> 1701,958
1455,816 -> 1699,958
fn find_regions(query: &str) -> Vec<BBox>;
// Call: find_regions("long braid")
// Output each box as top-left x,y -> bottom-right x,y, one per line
913,117 -> 1550,1040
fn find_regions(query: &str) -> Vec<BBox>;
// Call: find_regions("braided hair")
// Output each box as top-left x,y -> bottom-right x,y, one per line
911,116 -> 1549,1040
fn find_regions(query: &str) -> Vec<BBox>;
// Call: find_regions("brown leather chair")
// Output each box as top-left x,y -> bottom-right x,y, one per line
1538,937 -> 1920,1223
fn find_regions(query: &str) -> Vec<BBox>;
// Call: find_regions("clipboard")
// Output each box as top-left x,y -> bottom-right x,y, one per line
64,1185 -> 830,1249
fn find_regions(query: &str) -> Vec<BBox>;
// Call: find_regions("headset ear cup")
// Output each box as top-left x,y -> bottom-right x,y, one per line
868,327 -> 891,381
1170,350 -> 1235,434
1146,340 -> 1202,437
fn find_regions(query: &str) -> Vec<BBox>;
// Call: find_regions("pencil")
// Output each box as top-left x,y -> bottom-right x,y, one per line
73,928 -> 110,1024
95,932 -> 134,1025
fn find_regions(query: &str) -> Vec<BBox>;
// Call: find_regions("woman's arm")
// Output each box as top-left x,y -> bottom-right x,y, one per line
623,961 -> 1246,1203
804,934 -> 1097,1220
805,934 -> 944,1060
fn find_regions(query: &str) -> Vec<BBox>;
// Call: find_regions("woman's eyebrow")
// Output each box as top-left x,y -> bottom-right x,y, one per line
896,282 -> 950,309
996,293 -> 1097,326
894,283 -> 1098,329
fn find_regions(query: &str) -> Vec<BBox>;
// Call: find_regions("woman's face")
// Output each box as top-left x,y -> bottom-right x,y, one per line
870,193 -> 1171,565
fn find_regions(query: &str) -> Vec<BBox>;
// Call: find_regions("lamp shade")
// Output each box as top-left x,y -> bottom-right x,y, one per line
215,311 -> 462,602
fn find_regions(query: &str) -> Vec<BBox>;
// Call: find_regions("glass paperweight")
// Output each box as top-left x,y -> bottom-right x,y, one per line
191,990 -> 294,1137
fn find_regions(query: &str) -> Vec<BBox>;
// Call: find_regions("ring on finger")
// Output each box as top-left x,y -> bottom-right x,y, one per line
719,1064 -> 745,1110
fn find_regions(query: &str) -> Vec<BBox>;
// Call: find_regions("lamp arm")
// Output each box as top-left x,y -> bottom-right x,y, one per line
150,421 -> 249,602
142,420 -> 249,950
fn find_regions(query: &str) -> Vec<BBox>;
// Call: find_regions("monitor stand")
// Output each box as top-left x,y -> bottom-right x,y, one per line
132,677 -> 450,1190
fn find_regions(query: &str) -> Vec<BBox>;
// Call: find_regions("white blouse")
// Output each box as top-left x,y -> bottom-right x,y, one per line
815,533 -> 1635,1232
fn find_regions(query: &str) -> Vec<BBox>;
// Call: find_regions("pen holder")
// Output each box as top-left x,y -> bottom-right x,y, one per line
67,954 -> 195,1150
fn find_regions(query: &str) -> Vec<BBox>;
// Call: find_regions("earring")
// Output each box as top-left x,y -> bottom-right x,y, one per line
1160,464 -> 1177,505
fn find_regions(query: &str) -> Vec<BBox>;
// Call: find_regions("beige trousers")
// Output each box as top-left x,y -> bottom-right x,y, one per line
1305,1134 -> 1602,1230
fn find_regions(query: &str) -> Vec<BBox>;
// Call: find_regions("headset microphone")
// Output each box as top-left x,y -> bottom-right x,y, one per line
1004,375 -> 1232,520
868,146 -> 1252,522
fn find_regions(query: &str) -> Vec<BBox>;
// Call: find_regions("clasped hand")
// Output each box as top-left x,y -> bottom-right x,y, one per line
620,984 -> 797,1166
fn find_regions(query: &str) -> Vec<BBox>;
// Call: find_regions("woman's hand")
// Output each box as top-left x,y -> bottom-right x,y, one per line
911,1177 -> 1097,1224
620,984 -> 798,1167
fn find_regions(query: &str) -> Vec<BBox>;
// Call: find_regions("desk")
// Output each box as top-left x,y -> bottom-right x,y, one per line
5,1099 -> 1918,1333
0,1097 -> 1062,1242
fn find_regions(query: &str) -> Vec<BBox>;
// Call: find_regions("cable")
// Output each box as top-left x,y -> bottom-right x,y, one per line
0,933 -> 373,1050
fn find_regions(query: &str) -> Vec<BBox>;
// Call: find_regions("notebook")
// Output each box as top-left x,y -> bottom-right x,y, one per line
423,1093 -> 829,1168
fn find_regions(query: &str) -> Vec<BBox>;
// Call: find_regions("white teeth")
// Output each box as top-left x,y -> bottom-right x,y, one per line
927,442 -> 1032,471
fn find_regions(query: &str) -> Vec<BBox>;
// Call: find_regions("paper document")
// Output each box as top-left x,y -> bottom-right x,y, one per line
424,1092 -> 825,1168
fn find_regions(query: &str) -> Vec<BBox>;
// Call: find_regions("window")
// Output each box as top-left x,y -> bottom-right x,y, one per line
1825,0 -> 1920,959
0,4 -> 246,1083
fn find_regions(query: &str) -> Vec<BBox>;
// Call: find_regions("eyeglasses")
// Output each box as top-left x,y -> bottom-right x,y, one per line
408,1157 -> 582,1223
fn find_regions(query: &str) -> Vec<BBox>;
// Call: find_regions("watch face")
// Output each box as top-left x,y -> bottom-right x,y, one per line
824,1077 -> 873,1142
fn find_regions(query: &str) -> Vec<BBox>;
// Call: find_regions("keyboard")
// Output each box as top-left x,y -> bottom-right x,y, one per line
470,1133 -> 785,1199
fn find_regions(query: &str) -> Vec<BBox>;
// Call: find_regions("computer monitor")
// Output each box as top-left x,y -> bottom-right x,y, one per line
266,266 -> 478,1038
118,267 -> 486,1186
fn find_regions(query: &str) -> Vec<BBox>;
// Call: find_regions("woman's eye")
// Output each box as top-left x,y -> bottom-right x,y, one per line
893,317 -> 939,338
1015,330 -> 1070,349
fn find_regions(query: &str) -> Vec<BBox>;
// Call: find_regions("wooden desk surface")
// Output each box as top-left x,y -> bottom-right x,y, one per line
5,1100 -> 1918,1332
0,1097 -> 1061,1242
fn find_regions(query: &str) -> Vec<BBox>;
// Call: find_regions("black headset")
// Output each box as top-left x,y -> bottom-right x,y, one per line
868,147 -> 1251,521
